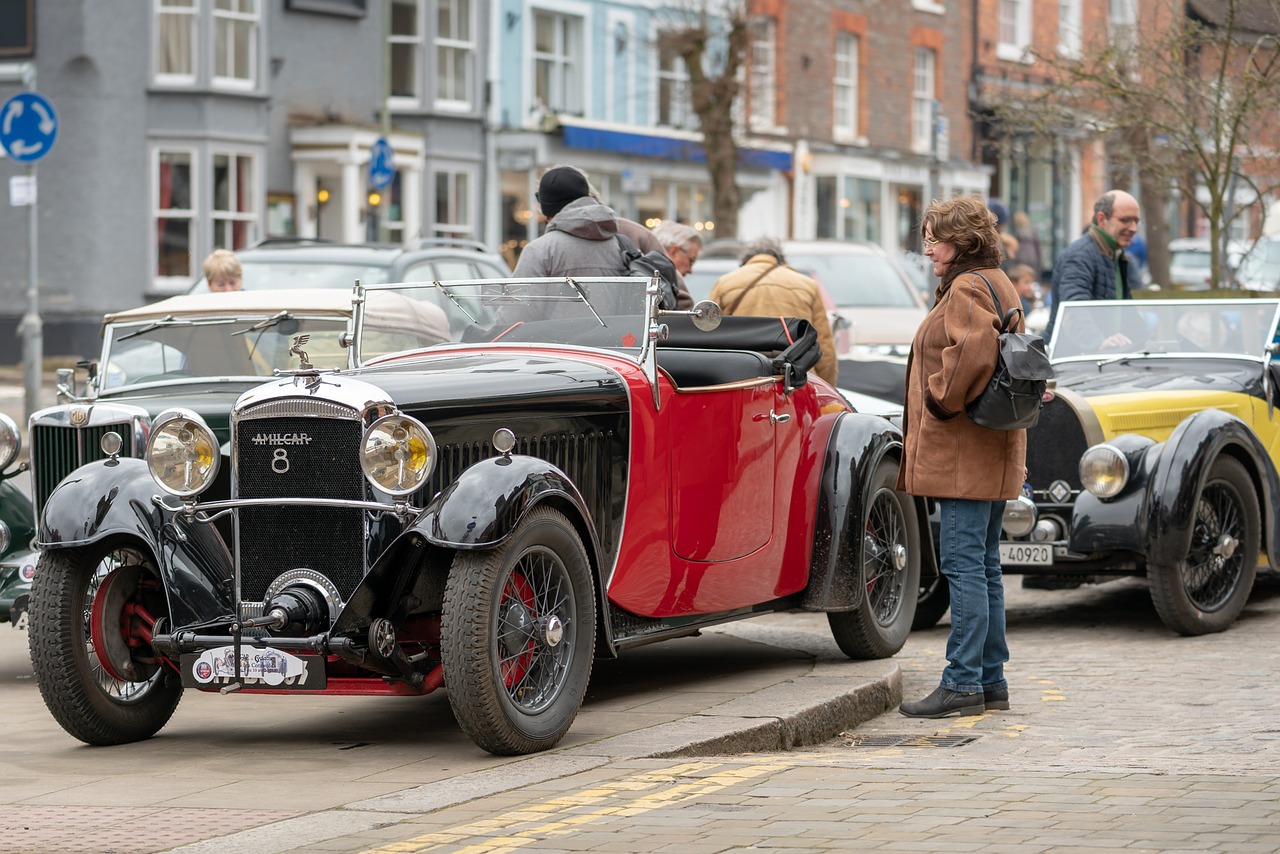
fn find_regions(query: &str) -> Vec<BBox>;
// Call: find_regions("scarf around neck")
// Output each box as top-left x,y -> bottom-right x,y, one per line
935,246 -> 1004,300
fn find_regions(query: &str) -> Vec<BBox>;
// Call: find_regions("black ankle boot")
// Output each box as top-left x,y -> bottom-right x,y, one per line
984,686 -> 1010,711
899,686 -> 984,718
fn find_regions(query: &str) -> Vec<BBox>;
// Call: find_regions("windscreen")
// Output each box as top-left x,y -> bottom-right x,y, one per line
1049,300 -> 1280,361
359,277 -> 652,363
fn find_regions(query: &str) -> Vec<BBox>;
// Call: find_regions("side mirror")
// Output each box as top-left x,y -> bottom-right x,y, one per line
659,299 -> 722,332
55,367 -> 76,404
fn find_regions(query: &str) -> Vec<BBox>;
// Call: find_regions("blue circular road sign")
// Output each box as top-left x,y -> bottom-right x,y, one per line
1,92 -> 58,163
369,137 -> 395,191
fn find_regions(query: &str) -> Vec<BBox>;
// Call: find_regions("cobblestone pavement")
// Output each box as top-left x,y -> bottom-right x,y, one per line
275,576 -> 1280,853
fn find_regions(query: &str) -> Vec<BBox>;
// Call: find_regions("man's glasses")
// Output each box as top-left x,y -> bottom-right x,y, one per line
1107,215 -> 1141,226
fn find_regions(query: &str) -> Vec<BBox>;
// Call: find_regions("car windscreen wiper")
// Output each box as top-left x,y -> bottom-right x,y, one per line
116,316 -> 236,342
230,310 -> 294,336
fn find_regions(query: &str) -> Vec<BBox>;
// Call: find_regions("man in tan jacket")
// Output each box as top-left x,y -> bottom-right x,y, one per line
708,238 -> 838,385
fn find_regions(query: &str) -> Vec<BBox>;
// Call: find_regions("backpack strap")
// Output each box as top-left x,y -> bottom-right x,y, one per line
973,271 -> 1022,333
722,261 -> 781,315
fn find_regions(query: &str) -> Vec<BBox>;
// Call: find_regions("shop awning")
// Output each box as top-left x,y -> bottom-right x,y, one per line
560,121 -> 792,172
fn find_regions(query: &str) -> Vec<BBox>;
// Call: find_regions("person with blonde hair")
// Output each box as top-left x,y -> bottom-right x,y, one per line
203,248 -> 242,292
897,195 -> 1027,719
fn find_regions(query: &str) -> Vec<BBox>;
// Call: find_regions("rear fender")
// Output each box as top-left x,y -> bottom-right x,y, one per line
36,458 -> 234,627
802,412 -> 917,611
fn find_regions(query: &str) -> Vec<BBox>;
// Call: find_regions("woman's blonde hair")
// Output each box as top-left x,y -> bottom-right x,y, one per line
921,195 -> 1002,261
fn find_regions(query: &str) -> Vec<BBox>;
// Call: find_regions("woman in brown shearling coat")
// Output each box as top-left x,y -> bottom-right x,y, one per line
897,196 -> 1027,719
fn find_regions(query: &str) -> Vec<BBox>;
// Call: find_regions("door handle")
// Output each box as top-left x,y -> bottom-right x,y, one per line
770,410 -> 791,425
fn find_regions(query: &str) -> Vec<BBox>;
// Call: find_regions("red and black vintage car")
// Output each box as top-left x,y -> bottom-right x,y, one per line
28,276 -> 932,755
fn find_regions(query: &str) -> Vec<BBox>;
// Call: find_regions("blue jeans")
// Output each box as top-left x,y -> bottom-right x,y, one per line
938,498 -> 1009,694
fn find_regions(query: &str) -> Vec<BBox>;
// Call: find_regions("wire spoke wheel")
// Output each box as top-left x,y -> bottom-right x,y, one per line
829,459 -> 920,659
442,506 -> 596,755
1148,456 -> 1259,636
28,541 -> 182,745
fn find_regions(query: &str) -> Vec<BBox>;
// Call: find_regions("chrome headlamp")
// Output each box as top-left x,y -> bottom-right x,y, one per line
1079,444 -> 1129,499
1001,495 -> 1038,538
146,409 -> 220,497
360,414 -> 436,496
0,413 -> 20,471
0,519 -> 10,554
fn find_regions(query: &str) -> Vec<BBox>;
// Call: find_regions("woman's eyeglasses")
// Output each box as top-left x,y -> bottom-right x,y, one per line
923,236 -> 940,247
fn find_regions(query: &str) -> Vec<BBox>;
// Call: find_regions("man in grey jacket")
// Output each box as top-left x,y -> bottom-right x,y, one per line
1042,189 -> 1141,348
514,166 -> 629,280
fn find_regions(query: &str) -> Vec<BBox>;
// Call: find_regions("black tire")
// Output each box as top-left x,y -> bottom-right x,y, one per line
1148,456 -> 1259,636
441,506 -> 596,755
828,460 -> 920,659
912,575 -> 950,630
27,542 -> 182,745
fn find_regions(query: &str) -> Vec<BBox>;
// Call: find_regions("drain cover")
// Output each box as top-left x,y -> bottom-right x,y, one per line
847,734 -> 978,748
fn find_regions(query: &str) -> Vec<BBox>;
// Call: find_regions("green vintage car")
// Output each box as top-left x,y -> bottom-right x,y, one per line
25,288 -> 452,553
0,413 -> 36,627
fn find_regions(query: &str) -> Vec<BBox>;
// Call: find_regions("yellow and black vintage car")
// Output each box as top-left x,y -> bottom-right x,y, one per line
915,298 -> 1280,637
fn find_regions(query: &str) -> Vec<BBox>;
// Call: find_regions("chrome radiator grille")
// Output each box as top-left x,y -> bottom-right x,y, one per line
234,407 -> 365,602
1025,398 -> 1089,497
30,422 -> 136,516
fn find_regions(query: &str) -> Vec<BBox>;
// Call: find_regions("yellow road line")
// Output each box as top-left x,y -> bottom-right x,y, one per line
364,759 -> 786,853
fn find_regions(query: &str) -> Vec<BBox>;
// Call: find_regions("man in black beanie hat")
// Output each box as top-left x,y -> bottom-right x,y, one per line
514,165 -> 629,281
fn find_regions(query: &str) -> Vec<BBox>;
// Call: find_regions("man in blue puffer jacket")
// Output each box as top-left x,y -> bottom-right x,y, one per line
1042,190 -> 1141,347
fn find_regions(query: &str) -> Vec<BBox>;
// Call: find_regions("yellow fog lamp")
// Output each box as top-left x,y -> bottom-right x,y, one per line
1079,444 -> 1129,500
360,414 -> 436,496
147,409 -> 220,497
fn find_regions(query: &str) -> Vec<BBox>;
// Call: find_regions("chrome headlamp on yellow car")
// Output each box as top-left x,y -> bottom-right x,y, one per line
146,409 -> 220,498
0,413 -> 20,471
360,413 -> 436,496
1079,444 -> 1129,499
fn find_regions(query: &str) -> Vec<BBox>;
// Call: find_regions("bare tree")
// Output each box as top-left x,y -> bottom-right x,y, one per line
657,1 -> 752,240
990,0 -> 1280,290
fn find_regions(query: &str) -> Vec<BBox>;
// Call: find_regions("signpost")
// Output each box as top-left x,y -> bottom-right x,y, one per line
0,69 -> 56,421
369,137 -> 394,191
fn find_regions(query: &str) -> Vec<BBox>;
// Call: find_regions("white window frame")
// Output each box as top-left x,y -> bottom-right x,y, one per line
911,0 -> 945,14
1109,0 -> 1137,49
153,145 -> 199,287
911,48 -> 936,155
431,165 -> 477,240
997,0 -> 1032,63
833,32 -> 860,144
655,30 -> 695,131
388,0 -> 424,109
434,0 -> 474,111
530,5 -> 586,118
211,147 -> 261,251
1058,0 -> 1082,57
154,0 -> 197,86
748,16 -> 777,132
211,0 -> 260,91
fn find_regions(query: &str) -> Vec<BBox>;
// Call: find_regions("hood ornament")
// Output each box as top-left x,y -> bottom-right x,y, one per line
290,334 -> 313,371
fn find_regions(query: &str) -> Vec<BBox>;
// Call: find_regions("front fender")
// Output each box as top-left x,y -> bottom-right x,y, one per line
410,454 -> 598,550
801,412 -> 904,611
331,455 -> 602,638
1147,409 -> 1279,568
1071,410 -> 1280,568
0,477 -> 35,561
37,458 -> 234,628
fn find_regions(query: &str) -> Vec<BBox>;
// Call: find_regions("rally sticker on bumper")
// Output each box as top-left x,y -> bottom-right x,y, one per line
180,646 -> 326,690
